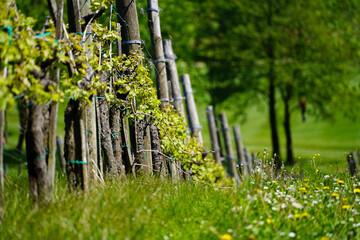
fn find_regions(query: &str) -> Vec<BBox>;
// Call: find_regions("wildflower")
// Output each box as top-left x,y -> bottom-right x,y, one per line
289,232 -> 296,238
294,213 -> 302,219
272,181 -> 277,184
323,186 -> 330,190
331,193 -> 339,197
299,187 -> 307,193
354,189 -> 360,194
221,234 -> 232,240
248,235 -> 256,240
254,188 -> 259,192
302,212 -> 311,218
324,175 -> 330,180
343,198 -> 348,202
266,219 -> 272,224
304,179 -> 309,182
320,237 -> 330,240
337,180 -> 344,184
342,205 -> 351,210
316,169 -> 319,172
292,202 -> 304,209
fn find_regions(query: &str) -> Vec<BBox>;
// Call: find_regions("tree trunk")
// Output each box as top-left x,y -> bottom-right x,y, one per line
25,103 -> 51,203
284,96 -> 294,165
64,100 -> 77,189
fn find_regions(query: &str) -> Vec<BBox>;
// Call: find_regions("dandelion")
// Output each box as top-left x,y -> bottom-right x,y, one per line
320,237 -> 330,240
337,180 -> 344,184
302,212 -> 310,218
331,193 -> 339,197
254,188 -> 259,192
294,213 -> 302,219
299,187 -> 307,193
220,234 -> 232,240
354,189 -> 360,194
304,179 -> 309,182
272,181 -> 277,184
342,205 -> 351,210
323,186 -> 330,190
343,198 -> 348,202
266,219 -> 272,224
316,169 -> 319,172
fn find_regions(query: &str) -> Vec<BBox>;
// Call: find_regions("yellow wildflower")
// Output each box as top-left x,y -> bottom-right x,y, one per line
304,179 -> 309,182
331,193 -> 339,197
301,212 -> 310,218
294,213 -> 302,219
221,234 -> 232,240
320,237 -> 330,240
253,188 -> 259,192
354,188 -> 360,194
248,235 -> 256,240
272,181 -> 277,184
316,169 -> 319,172
266,219 -> 272,224
342,205 -> 353,210
343,198 -> 348,202
323,186 -> 330,190
337,180 -> 344,184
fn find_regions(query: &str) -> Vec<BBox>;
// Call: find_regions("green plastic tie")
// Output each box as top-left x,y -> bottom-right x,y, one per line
23,102 -> 34,109
75,32 -> 92,35
111,132 -> 119,138
45,147 -> 55,155
35,32 -> 51,38
95,96 -> 105,99
2,26 -> 13,43
122,145 -> 129,148
67,160 -> 87,164
84,131 -> 92,134
36,155 -> 46,159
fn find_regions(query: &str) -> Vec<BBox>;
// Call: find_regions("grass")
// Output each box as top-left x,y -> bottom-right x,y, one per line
2,163 -> 360,240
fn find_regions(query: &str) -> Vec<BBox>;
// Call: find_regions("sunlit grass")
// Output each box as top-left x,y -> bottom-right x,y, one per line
2,159 -> 360,239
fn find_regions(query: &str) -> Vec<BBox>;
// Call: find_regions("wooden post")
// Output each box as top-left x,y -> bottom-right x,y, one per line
143,119 -> 153,174
47,0 -> 63,194
79,115 -> 88,191
244,147 -> 252,174
347,152 -> 357,177
147,0 -> 169,109
56,136 -> 66,172
219,113 -> 240,184
0,109 -> 4,216
181,74 -> 203,143
116,0 -> 141,55
206,106 -> 221,163
233,126 -> 246,176
163,39 -> 185,118
150,124 -> 165,177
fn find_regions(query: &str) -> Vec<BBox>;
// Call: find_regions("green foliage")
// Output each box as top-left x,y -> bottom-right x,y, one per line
0,1 -> 228,185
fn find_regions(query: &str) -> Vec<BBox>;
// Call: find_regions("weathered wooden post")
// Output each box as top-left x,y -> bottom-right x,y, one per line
0,109 -> 4,216
347,152 -> 357,176
206,106 -> 221,163
117,0 -> 152,175
219,113 -> 240,184
244,147 -> 252,174
181,74 -> 203,143
47,0 -> 63,193
163,39 -> 185,118
233,125 -> 246,176
147,0 -> 169,109
56,136 -> 66,172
